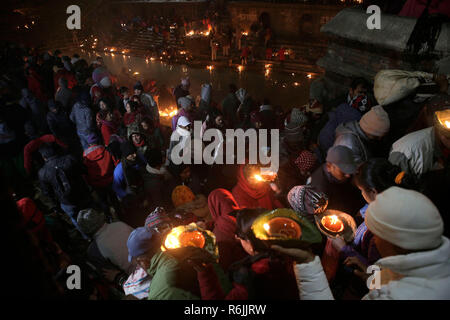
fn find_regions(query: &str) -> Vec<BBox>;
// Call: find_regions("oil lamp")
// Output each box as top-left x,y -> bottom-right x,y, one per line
237,65 -> 244,73
435,110 -> 450,131
161,223 -> 219,260
262,217 -> 302,239
321,215 -> 344,233
315,209 -> 356,242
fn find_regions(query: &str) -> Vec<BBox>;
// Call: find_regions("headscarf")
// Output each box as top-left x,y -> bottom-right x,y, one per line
232,165 -> 280,210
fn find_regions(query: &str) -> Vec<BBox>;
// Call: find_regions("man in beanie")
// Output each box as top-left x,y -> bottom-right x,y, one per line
389,108 -> 450,177
334,105 -> 390,165
133,81 -> 159,125
273,186 -> 450,300
127,227 -> 201,300
77,208 -> 134,275
307,145 -> 365,215
38,143 -> 92,239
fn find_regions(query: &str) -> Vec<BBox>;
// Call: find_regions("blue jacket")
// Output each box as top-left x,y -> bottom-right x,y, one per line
70,101 -> 95,134
112,154 -> 147,200
318,103 -> 362,155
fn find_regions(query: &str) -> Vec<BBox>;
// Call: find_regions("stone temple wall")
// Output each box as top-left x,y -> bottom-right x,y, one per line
227,1 -> 342,42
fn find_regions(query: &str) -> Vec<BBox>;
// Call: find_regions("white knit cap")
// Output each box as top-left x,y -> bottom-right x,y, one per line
359,105 -> 390,137
365,187 -> 444,251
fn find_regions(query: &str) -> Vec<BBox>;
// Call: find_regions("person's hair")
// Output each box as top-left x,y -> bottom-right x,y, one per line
229,83 -> 237,93
126,100 -> 138,112
233,208 -> 269,252
120,86 -> 128,94
144,148 -> 163,168
206,108 -> 223,128
355,158 -> 416,193
98,97 -> 111,109
350,77 -> 369,90
263,98 -> 270,105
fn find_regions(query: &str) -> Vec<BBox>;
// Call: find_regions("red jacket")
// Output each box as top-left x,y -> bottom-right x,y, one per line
23,135 -> 67,174
399,0 -> 450,18
82,144 -> 116,187
100,121 -> 118,146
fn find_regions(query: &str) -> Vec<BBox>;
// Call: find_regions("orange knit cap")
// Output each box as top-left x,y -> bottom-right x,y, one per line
172,185 -> 196,208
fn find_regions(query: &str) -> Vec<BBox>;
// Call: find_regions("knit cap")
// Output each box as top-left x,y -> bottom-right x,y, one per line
365,186 -> 444,250
172,185 -> 196,208
359,105 -> 390,137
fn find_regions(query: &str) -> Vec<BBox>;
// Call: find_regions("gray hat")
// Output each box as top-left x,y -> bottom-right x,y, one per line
326,145 -> 357,175
77,209 -> 105,236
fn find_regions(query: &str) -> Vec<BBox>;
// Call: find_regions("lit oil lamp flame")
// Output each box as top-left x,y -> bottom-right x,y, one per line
306,74 -> 312,79
238,65 -> 244,72
133,71 -> 139,75
254,174 -> 264,182
436,110 -> 450,130
111,53 -> 114,57
263,223 -> 270,231
321,215 -> 344,233
242,31 -> 248,36
163,228 -> 205,250
207,65 -> 214,71
446,121 -> 450,129
186,30 -> 195,36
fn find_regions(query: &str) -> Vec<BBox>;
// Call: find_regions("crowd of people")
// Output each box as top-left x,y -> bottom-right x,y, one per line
1,40 -> 449,300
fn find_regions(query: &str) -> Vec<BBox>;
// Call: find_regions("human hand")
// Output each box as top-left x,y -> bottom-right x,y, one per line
167,246 -> 215,265
343,256 -> 369,281
271,245 -> 315,264
269,182 -> 281,195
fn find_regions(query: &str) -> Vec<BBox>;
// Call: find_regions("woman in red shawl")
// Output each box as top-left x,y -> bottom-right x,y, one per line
231,164 -> 283,210
208,189 -> 248,271
100,110 -> 118,146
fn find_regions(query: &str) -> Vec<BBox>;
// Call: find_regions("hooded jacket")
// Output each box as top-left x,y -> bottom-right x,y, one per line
293,236 -> 450,300
55,78 -> 72,110
83,144 -> 116,187
333,120 -> 370,165
389,127 -> 443,176
47,108 -> 76,144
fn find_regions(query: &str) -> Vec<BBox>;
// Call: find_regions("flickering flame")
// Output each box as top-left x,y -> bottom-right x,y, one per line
321,215 -> 344,233
238,65 -> 244,72
294,82 -> 299,86
307,74 -> 312,79
186,30 -> 195,36
150,57 -> 155,61
242,32 -> 248,36
263,223 -> 270,231
159,106 -> 178,118
133,71 -> 139,75
164,228 -> 183,249
163,228 -> 205,250
445,121 -> 450,129
254,174 -> 264,182
111,53 -> 114,57
110,48 -> 115,52
207,65 -> 214,71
